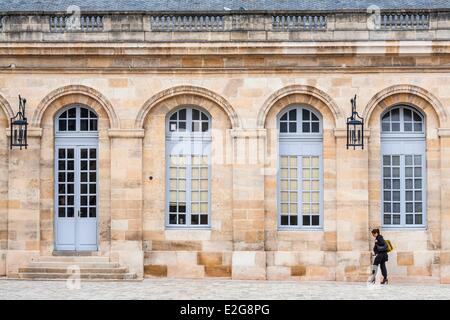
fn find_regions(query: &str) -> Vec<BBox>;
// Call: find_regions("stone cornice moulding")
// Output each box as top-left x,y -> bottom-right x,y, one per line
108,129 -> 145,139
230,128 -> 267,139
2,41 -> 450,56
334,128 -> 371,138
5,126 -> 42,137
437,128 -> 450,137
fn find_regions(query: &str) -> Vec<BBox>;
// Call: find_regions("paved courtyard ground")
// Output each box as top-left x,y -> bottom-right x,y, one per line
1,278 -> 450,300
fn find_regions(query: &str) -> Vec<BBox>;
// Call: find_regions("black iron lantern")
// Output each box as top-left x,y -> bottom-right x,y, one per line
10,95 -> 28,150
346,95 -> 364,150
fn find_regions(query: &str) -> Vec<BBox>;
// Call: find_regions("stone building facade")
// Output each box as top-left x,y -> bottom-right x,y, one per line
1,1 -> 450,283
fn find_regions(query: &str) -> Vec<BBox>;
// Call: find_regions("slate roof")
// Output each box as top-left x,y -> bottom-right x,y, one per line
0,0 -> 449,13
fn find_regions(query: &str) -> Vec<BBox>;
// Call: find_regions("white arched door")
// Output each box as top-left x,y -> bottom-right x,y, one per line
54,105 -> 98,251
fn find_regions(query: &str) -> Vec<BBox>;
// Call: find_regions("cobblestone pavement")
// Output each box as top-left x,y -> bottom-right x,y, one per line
1,278 -> 450,300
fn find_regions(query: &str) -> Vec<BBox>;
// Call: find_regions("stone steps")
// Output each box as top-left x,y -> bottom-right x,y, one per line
18,256 -> 137,281
19,267 -> 129,274
18,272 -> 137,280
33,256 -> 111,263
28,262 -> 120,268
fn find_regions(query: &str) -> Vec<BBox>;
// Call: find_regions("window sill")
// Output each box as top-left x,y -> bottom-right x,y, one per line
381,226 -> 427,231
165,226 -> 211,231
277,227 -> 324,232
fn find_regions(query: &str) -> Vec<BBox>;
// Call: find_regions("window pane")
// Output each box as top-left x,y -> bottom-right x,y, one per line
393,179 -> 400,189
68,108 -> 76,118
311,122 -> 319,132
405,155 -> 413,166
393,215 -> 401,225
81,108 -> 89,118
289,109 -> 296,120
413,112 -> 421,122
415,214 -> 423,225
68,120 -> 76,131
59,120 -> 67,131
414,123 -> 422,132
414,155 -> 422,165
289,123 -> 296,132
192,109 -> 200,120
391,123 -> 400,131
404,123 -> 412,132
290,216 -> 298,226
392,156 -> 400,166
311,215 -> 319,226
391,108 -> 400,120
302,109 -> 310,120
179,109 -> 186,120
414,167 -> 422,177
404,109 -> 412,121
406,214 -> 413,224
302,123 -> 310,133
90,120 -> 98,131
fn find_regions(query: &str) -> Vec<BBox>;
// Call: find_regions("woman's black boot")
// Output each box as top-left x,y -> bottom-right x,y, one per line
381,278 -> 388,285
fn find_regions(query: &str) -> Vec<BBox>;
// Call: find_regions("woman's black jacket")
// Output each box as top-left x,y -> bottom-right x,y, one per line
373,235 -> 389,262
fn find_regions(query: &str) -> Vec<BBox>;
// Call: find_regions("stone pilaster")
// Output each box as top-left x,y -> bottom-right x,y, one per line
230,129 -> 267,280
108,129 -> 144,278
438,129 -> 450,283
334,129 -> 371,281
6,128 -> 42,276
0,127 -> 8,276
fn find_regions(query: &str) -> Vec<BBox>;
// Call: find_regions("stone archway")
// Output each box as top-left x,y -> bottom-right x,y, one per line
135,85 -> 241,129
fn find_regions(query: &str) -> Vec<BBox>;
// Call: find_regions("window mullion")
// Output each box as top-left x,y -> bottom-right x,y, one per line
400,106 -> 404,132
76,106 -> 80,132
187,108 -> 192,132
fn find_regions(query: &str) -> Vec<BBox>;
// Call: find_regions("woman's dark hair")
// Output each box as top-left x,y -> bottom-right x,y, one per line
371,228 -> 380,235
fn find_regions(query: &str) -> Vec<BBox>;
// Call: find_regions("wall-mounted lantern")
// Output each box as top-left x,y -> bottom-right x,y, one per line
10,95 -> 28,150
346,95 -> 364,150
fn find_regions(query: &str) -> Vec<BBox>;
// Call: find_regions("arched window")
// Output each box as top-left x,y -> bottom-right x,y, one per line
57,106 -> 98,132
54,105 -> 99,251
278,106 -> 323,229
166,107 -> 211,228
381,105 -> 426,227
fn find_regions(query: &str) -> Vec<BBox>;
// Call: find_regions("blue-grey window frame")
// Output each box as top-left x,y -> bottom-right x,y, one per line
380,104 -> 427,229
165,106 -> 212,229
277,105 -> 324,231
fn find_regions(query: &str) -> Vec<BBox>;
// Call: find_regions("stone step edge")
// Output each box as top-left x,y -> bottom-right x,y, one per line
10,277 -> 142,282
28,262 -> 121,267
19,267 -> 129,273
34,257 -> 111,262
19,272 -> 137,279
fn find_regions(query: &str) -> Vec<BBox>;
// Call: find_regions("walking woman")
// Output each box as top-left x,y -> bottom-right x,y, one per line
370,228 -> 389,284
